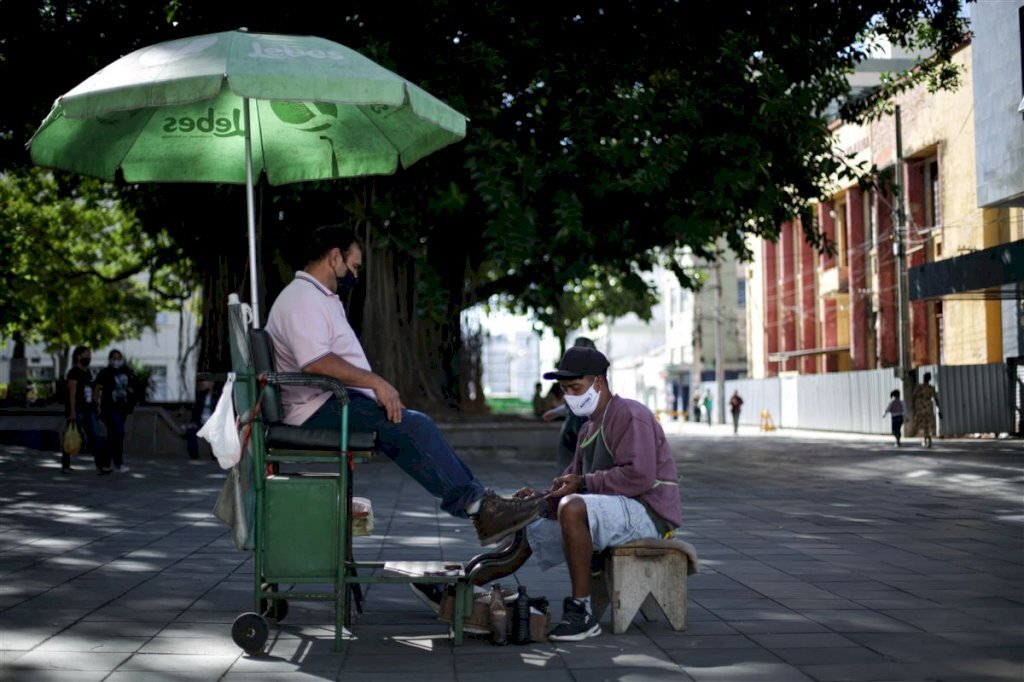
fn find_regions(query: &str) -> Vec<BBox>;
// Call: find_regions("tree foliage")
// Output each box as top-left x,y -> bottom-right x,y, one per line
499,266 -> 660,355
0,168 -> 192,365
0,1 -> 969,409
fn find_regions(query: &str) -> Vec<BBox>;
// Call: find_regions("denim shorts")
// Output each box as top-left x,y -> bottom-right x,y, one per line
525,494 -> 660,570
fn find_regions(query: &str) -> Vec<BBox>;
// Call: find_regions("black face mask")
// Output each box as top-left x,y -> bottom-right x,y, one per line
337,270 -> 358,296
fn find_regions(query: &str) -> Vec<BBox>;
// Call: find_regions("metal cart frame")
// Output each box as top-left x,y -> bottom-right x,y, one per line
222,298 -> 477,653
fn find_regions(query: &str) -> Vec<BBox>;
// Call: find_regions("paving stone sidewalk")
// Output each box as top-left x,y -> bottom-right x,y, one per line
0,425 -> 1021,681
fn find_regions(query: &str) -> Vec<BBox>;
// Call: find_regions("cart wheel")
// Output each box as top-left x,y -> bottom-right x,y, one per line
260,596 -> 289,623
231,612 -> 269,655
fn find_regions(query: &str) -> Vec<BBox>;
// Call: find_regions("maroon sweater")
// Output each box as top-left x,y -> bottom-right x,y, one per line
563,395 -> 683,531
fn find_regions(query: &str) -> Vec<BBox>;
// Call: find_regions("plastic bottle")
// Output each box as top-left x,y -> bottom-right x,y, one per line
512,585 -> 531,644
488,583 -> 508,645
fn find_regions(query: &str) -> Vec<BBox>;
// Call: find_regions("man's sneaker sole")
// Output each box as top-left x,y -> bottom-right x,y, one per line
477,508 -> 542,546
449,624 -> 491,637
548,622 -> 602,641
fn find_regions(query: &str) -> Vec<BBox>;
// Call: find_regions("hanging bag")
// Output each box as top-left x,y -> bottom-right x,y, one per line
62,421 -> 82,456
197,374 -> 242,469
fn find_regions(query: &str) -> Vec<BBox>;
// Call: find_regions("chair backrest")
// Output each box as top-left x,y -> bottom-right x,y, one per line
248,329 -> 285,425
227,296 -> 254,415
227,295 -> 253,371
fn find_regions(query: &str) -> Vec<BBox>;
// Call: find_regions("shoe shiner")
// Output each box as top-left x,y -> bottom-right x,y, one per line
415,347 -> 682,641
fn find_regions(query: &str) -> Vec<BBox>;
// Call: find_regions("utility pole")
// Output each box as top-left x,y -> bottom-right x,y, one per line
692,286 -> 703,420
892,105 -> 914,413
714,253 -> 726,425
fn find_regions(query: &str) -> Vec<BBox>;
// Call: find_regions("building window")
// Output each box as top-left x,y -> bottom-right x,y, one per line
835,201 -> 848,267
923,157 -> 940,228
1019,6 -> 1024,112
737,278 -> 746,306
864,191 -> 877,247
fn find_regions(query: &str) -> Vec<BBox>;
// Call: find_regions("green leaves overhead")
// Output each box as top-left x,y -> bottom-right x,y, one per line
0,1 -> 969,399
0,168 -> 192,355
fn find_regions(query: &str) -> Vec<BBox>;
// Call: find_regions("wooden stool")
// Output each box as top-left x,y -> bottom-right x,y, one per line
591,538 -> 698,634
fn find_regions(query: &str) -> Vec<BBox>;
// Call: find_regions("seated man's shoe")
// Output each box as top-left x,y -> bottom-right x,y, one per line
548,597 -> 601,641
472,490 -> 545,545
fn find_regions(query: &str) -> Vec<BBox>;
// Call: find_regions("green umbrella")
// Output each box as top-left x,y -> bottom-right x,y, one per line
29,29 -> 468,325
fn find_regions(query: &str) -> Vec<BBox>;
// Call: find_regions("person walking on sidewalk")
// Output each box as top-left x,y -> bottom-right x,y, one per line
728,390 -> 744,435
542,336 -> 599,475
703,389 -> 713,426
265,225 -> 544,546
882,389 -> 905,447
186,379 -> 221,460
65,346 -> 110,475
913,372 -> 941,448
95,349 -> 134,472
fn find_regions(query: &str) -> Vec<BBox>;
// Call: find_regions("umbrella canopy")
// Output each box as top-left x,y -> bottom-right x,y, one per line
29,29 -> 468,322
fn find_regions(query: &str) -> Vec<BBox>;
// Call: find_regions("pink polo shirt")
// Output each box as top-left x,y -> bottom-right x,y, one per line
265,271 -> 376,425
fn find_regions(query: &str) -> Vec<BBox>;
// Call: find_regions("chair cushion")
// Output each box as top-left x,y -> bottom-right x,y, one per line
266,424 -> 377,452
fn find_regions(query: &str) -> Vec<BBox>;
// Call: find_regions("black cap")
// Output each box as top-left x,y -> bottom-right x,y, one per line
543,347 -> 610,380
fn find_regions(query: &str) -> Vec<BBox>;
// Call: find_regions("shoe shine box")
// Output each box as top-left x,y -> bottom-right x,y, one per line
438,592 -> 549,642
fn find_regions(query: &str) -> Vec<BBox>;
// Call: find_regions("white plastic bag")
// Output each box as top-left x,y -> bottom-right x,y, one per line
197,373 -> 241,469
352,496 -> 374,537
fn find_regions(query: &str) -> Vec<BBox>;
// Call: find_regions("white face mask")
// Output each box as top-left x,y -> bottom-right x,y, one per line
564,380 -> 601,417
111,360 -> 123,369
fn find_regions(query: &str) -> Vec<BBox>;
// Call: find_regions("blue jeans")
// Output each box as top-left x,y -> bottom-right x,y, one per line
75,411 -> 108,470
304,394 -> 485,518
103,409 -> 127,468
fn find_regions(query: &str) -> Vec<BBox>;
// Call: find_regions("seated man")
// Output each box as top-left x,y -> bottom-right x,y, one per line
264,224 -> 543,545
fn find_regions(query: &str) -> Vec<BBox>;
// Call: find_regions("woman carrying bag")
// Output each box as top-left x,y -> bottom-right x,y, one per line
65,346 -> 110,475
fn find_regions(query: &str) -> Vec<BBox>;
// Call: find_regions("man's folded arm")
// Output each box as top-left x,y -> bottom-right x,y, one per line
303,353 -> 378,390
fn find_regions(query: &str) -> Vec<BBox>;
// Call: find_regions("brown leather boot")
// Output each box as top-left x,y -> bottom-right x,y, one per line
472,490 -> 546,545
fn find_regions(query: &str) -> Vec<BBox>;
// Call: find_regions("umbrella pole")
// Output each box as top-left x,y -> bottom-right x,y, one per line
244,97 -> 261,328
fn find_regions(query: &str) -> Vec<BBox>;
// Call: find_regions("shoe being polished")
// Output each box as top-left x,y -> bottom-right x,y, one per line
472,490 -> 545,545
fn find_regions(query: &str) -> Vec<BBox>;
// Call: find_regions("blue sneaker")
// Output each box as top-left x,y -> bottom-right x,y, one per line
548,597 -> 601,641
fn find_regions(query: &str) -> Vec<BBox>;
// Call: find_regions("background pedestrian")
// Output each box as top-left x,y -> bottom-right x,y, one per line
95,349 -> 134,472
913,372 -> 941,448
543,337 -> 598,475
728,390 -> 744,434
186,380 -> 219,460
65,346 -> 110,474
531,382 -> 546,418
882,389 -> 904,447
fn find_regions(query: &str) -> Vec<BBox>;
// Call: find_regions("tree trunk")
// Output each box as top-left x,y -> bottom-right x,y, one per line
458,319 -> 487,413
196,250 -> 247,374
55,347 -> 70,383
7,334 -> 27,401
357,224 -> 450,412
354,216 -> 480,416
